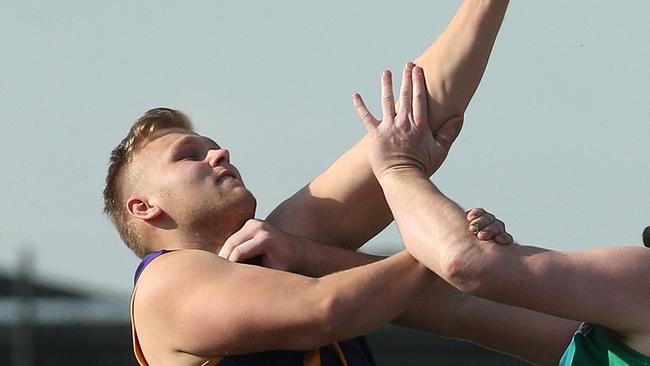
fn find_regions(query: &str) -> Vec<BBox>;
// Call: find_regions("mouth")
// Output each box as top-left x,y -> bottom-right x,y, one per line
216,169 -> 238,182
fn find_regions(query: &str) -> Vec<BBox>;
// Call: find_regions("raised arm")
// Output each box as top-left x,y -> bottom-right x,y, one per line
357,65 -> 650,352
266,0 -> 509,249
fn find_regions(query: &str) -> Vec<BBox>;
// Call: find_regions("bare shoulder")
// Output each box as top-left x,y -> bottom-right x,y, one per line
133,250 -> 232,361
134,249 -> 226,306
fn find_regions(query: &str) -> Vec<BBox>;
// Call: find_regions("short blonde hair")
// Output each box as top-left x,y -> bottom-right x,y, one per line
103,108 -> 193,258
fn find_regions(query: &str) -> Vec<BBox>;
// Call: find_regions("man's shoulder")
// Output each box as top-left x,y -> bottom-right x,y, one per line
134,249 -> 228,308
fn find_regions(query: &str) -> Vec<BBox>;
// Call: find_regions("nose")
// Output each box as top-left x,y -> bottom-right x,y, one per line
207,148 -> 230,168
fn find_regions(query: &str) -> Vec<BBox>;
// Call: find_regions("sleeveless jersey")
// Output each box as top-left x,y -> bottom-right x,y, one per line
131,250 -> 376,366
560,323 -> 650,365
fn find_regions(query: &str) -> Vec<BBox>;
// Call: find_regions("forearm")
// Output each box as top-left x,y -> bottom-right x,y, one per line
296,235 -> 384,277
377,169 -> 483,287
393,277 -> 578,366
416,0 -> 509,128
266,136 -> 389,249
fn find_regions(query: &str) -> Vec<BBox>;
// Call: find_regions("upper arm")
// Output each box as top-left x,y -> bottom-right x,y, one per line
461,244 -> 650,334
135,250 -> 333,357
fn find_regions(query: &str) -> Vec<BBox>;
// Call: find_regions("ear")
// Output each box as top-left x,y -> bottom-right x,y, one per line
127,196 -> 163,221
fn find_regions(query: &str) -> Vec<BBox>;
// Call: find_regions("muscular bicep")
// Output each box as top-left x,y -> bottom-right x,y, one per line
135,251 -> 332,357
475,245 -> 650,334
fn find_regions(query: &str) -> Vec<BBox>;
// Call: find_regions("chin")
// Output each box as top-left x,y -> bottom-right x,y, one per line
237,188 -> 257,219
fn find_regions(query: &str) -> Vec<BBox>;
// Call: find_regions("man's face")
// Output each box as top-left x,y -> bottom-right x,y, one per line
131,128 -> 256,232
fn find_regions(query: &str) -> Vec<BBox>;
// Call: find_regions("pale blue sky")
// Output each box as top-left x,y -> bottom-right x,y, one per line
1,1 -> 648,294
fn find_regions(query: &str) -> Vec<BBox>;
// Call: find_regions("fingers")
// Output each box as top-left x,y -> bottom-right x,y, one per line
468,210 -> 496,234
352,93 -> 380,132
475,221 -> 505,241
468,209 -> 513,245
219,218 -> 265,259
434,116 -> 463,151
397,63 -> 414,120
227,238 -> 266,263
381,69 -> 396,121
219,227 -> 252,259
466,207 -> 485,222
412,66 -> 428,127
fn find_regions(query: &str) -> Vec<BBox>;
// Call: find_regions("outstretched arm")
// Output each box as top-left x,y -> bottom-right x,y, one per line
134,249 -> 432,357
267,0 -> 509,249
381,170 -> 650,336
357,64 -> 650,348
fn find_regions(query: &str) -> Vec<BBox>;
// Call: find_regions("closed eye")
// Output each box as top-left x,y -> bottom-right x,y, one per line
168,134 -> 217,162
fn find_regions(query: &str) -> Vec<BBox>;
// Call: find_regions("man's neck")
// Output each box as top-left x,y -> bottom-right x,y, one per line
152,216 -> 248,254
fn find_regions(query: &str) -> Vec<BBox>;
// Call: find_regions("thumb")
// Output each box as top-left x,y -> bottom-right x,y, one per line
352,93 -> 380,132
434,116 -> 464,151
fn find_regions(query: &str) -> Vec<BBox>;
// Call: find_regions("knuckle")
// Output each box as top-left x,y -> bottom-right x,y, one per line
258,231 -> 271,242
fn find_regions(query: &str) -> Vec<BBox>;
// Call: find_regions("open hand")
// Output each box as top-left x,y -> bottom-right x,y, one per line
353,63 -> 463,178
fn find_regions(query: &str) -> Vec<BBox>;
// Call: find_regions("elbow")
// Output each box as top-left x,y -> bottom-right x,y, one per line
294,289 -> 347,350
439,237 -> 490,295
315,294 -> 347,345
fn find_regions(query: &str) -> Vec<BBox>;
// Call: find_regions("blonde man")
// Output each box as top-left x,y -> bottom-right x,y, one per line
104,1 -> 578,365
